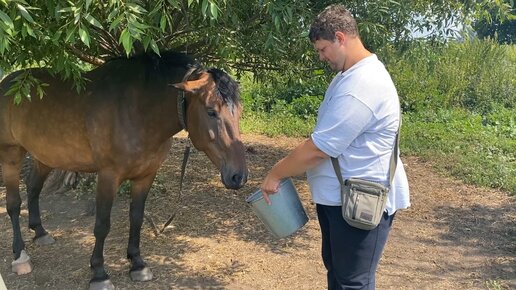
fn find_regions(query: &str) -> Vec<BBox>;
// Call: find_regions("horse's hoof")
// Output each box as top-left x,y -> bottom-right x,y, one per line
89,279 -> 115,290
130,267 -> 153,282
34,234 -> 55,246
11,250 -> 33,275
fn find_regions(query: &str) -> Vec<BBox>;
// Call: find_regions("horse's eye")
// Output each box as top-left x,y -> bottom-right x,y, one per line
207,109 -> 218,118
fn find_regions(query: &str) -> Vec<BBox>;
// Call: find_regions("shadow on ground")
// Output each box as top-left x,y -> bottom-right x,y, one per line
0,135 -> 315,289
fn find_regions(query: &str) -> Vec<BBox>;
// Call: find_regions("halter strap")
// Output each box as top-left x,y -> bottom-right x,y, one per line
177,66 -> 199,130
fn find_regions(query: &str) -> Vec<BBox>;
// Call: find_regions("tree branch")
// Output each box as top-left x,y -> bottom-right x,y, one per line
66,45 -> 105,66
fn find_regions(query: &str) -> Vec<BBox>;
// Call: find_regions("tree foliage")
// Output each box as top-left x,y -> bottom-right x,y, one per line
0,0 -> 513,96
473,0 -> 515,44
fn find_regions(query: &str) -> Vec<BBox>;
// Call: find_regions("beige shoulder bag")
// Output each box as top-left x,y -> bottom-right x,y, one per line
331,117 -> 400,230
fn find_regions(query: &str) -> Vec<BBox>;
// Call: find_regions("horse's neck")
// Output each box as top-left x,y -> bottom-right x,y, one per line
139,89 -> 184,141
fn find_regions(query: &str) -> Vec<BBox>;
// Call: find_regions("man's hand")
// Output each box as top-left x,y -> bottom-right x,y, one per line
259,138 -> 328,205
260,171 -> 282,205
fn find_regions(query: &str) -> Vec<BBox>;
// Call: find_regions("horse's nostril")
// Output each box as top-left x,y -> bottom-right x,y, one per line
231,173 -> 242,185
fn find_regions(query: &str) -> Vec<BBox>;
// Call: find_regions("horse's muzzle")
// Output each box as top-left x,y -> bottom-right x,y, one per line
221,167 -> 248,190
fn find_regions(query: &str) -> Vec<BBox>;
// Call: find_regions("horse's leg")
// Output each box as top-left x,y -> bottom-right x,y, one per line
26,159 -> 54,245
89,171 -> 120,290
127,173 -> 156,282
1,146 -> 32,275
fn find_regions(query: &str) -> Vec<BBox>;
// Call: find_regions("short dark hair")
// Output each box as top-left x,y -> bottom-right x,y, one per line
309,4 -> 359,42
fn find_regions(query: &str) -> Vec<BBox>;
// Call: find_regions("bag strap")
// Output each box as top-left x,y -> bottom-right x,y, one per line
331,113 -> 401,188
331,157 -> 346,186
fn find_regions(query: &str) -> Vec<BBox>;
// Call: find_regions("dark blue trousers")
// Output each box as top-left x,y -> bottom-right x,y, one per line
316,204 -> 395,290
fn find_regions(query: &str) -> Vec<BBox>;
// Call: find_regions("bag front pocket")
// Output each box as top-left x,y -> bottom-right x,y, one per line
341,179 -> 388,230
353,190 -> 380,223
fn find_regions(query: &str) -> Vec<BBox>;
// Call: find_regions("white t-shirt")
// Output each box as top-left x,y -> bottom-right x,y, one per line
307,54 -> 410,215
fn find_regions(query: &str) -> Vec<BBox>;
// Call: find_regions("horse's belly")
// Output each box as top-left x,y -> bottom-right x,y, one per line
26,142 -> 96,171
31,149 -> 96,171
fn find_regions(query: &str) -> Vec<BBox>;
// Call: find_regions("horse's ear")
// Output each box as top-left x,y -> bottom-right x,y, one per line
171,82 -> 190,92
171,73 -> 210,93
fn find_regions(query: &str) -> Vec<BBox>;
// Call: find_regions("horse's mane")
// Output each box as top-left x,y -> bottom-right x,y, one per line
207,68 -> 240,105
104,51 -> 240,105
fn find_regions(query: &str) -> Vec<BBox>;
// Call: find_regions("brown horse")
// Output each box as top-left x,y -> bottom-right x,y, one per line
0,52 -> 247,290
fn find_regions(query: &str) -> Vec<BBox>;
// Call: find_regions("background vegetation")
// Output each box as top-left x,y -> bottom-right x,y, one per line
240,39 -> 516,194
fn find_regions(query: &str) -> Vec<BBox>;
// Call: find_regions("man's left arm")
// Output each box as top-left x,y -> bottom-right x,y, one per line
260,137 -> 328,204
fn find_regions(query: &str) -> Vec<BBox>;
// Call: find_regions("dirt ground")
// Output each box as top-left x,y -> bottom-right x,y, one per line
1,133 -> 514,290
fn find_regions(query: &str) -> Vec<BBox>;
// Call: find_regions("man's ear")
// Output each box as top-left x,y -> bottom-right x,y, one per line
335,31 -> 346,45
171,72 -> 210,93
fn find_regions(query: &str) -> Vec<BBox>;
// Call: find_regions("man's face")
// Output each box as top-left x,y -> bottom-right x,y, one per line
313,38 -> 345,72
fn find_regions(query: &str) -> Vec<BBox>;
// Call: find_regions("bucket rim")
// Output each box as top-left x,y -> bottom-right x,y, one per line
245,178 -> 292,204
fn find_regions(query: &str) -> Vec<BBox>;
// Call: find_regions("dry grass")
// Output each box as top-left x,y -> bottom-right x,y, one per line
0,133 -> 514,289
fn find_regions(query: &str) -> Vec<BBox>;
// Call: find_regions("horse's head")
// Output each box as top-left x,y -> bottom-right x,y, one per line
172,68 -> 247,190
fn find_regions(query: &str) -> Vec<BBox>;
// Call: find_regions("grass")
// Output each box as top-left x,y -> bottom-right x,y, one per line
402,108 -> 515,194
241,111 -> 315,138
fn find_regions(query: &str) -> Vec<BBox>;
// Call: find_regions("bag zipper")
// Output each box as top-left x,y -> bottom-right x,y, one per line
352,192 -> 360,220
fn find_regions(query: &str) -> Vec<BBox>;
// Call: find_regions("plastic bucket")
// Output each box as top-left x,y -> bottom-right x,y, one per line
246,178 -> 308,238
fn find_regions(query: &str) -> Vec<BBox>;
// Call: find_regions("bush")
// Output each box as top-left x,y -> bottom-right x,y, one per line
240,71 -> 326,118
383,39 -> 516,113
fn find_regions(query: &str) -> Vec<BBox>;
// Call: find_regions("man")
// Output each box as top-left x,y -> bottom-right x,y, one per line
260,4 -> 410,290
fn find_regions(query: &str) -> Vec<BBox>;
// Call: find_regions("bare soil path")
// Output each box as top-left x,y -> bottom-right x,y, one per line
1,133 -> 514,289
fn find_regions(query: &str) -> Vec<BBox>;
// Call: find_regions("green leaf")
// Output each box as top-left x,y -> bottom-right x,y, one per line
16,4 -> 35,24
143,34 -> 151,50
159,13 -> 167,32
52,30 -> 62,42
36,84 -> 45,99
85,0 -> 92,11
130,21 -> 150,30
65,26 -> 76,43
57,7 -> 74,13
0,37 -> 8,54
126,3 -> 146,14
201,0 -> 208,17
5,83 -> 19,97
84,14 -> 103,29
109,14 -> 124,31
127,24 -> 143,37
107,7 -> 119,21
21,23 -> 27,37
0,10 -> 14,29
14,93 -> 21,105
79,27 -> 90,47
119,28 -> 133,56
150,39 -> 160,56
210,2 -> 218,20
167,0 -> 181,9
24,22 -> 35,37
